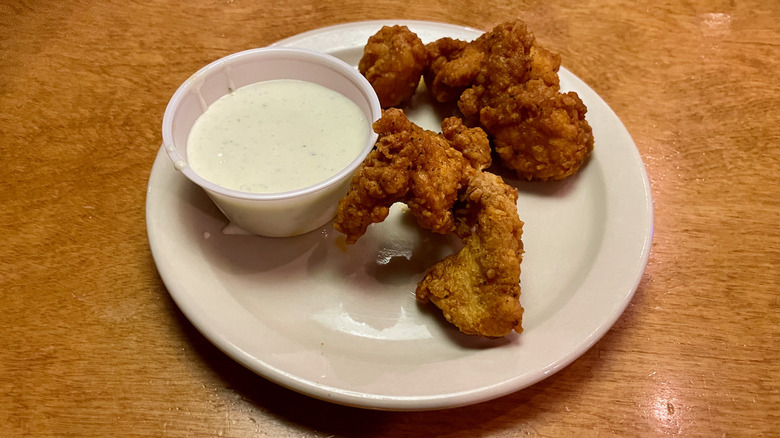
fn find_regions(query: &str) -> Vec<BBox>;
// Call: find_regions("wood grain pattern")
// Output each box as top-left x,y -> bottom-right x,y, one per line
1,0 -> 778,436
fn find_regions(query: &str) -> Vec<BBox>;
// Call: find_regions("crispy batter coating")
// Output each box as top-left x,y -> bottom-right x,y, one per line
423,38 -> 483,103
441,116 -> 492,171
363,19 -> 594,181
454,20 -> 593,180
358,25 -> 427,108
426,21 -> 559,106
334,108 -> 490,243
416,171 -> 524,337
475,20 -> 561,91
335,110 -> 523,338
476,79 -> 594,181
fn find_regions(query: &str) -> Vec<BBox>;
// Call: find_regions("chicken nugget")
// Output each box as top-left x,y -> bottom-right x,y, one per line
358,25 -> 427,108
334,108 -> 491,243
477,79 -> 594,181
416,171 -> 524,337
423,37 -> 483,103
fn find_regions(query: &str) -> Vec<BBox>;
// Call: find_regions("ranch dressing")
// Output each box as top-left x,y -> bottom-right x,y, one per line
187,79 -> 368,194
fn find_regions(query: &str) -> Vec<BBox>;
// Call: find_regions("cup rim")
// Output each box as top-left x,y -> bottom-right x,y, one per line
161,47 -> 380,201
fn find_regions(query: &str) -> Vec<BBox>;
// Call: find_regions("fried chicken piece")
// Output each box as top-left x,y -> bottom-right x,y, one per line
454,20 -> 593,180
362,20 -> 593,181
425,20 -> 560,107
334,109 -> 523,337
476,20 -> 561,91
416,171 -> 524,337
441,116 -> 492,171
456,22 -> 593,181
358,25 -> 427,108
423,38 -> 483,103
473,79 -> 594,181
334,108 -> 490,243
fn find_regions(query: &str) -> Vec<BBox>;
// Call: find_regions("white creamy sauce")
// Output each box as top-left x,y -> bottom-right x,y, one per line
187,79 -> 368,193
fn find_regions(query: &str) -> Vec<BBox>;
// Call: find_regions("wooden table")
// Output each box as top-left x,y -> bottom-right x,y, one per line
2,0 -> 778,436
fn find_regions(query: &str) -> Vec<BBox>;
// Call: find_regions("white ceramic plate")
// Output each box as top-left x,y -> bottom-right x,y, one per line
146,20 -> 653,411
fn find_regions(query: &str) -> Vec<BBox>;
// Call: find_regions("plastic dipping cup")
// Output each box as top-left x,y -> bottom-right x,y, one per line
161,48 -> 381,237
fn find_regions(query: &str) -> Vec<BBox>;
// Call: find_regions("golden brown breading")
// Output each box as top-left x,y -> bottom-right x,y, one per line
423,37 -> 483,103
475,79 -> 594,181
416,171 -> 524,337
358,25 -> 427,108
454,20 -> 594,180
335,110 -> 524,338
334,108 -> 491,243
441,116 -> 492,171
475,20 -> 561,91
363,19 -> 594,181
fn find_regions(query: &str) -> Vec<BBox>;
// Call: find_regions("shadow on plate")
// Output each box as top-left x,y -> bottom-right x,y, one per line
176,181 -> 331,274
415,300 -> 518,350
487,154 -> 592,199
